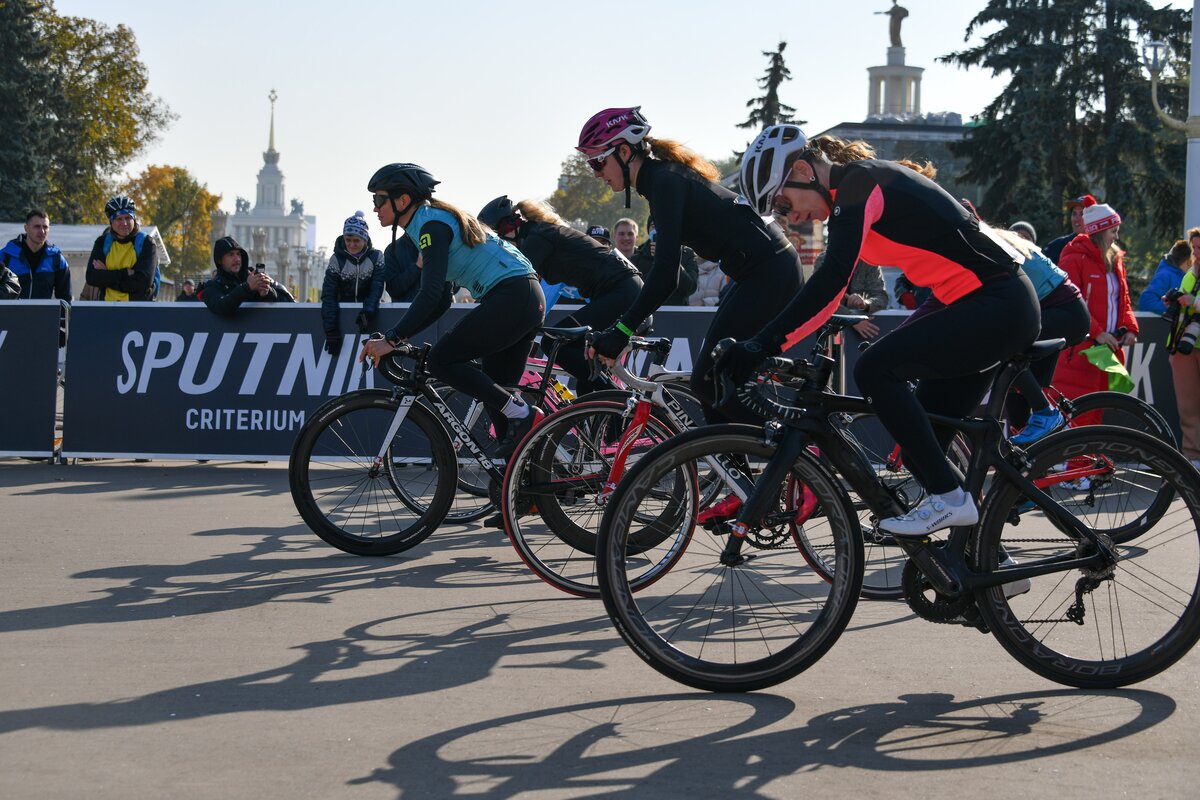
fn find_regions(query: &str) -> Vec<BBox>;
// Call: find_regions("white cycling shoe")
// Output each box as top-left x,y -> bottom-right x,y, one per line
879,490 -> 979,537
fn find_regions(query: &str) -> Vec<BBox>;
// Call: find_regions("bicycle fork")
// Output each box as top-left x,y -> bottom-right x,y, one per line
370,395 -> 417,475
720,427 -> 808,566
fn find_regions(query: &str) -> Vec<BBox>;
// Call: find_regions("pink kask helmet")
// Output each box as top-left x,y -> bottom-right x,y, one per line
576,106 -> 652,156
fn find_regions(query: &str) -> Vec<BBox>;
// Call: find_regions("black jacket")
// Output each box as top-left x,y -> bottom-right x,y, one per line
1,265 -> 20,299
320,235 -> 387,335
84,227 -> 157,301
632,240 -> 699,306
513,220 -> 638,298
200,237 -> 295,316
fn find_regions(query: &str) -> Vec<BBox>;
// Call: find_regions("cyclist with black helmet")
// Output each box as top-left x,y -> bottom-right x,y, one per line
84,196 -> 158,302
717,125 -> 1041,537
477,195 -> 642,394
578,107 -> 802,422
358,163 -> 545,458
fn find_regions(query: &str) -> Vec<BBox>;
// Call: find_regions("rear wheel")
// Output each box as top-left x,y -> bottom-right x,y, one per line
974,426 -> 1200,688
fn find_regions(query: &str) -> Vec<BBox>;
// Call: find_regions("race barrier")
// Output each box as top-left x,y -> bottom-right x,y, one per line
0,300 -> 61,457
0,300 -> 1183,460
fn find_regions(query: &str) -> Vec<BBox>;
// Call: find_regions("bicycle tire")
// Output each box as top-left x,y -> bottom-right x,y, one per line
289,390 -> 457,555
502,400 -> 686,597
973,425 -> 1200,688
597,424 -> 863,692
1063,390 -> 1178,446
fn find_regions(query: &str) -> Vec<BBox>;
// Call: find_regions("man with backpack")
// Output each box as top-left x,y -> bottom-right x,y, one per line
83,196 -> 158,301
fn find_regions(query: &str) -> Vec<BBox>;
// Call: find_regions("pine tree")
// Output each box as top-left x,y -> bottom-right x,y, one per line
941,0 -> 1189,254
0,0 -> 53,219
737,42 -> 802,131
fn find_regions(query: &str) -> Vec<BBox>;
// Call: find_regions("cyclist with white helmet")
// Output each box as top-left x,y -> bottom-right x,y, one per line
579,107 -> 802,422
358,163 -> 545,458
717,125 -> 1041,537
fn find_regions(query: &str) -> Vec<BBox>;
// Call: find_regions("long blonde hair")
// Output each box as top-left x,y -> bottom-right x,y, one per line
992,226 -> 1039,260
793,134 -> 877,169
644,136 -> 721,182
515,199 -> 566,227
427,199 -> 488,247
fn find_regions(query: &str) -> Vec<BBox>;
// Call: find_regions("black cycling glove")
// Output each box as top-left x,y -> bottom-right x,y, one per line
591,325 -> 631,359
324,333 -> 342,355
355,310 -> 372,334
715,337 -> 777,385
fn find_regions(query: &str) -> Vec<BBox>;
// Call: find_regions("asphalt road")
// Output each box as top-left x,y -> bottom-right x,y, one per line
1,459 -> 1197,799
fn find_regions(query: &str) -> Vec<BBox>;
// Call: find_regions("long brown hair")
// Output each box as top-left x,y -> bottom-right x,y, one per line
427,199 -> 487,247
644,136 -> 721,182
515,199 -> 566,227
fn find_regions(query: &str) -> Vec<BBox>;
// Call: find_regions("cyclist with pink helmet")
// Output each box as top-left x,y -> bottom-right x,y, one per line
579,106 -> 803,423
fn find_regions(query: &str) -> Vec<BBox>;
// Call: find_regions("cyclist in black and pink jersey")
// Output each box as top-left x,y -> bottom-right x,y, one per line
577,106 -> 803,423
719,125 -> 1041,537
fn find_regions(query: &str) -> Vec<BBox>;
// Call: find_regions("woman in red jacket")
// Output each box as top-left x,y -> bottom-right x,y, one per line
1053,203 -> 1139,416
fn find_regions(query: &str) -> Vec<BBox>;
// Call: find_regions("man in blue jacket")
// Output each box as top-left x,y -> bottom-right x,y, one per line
0,209 -> 71,301
1139,239 -> 1191,314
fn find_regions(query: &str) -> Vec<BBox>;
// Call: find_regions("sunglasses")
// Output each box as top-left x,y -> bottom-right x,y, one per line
371,193 -> 391,209
586,146 -> 617,173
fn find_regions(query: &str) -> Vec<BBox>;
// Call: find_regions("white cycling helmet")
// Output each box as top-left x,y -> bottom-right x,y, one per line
739,124 -> 809,215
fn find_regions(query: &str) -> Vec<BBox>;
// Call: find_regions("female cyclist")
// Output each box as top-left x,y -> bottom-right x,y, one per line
477,195 -> 642,394
358,163 -> 545,458
719,125 -> 1041,537
577,107 -> 802,422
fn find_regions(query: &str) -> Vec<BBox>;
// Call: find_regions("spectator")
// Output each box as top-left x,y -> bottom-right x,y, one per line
1,263 -> 19,299
586,224 -> 612,247
1,209 -> 71,302
320,211 -> 387,355
689,257 -> 726,306
175,279 -> 201,302
1139,239 -> 1191,314
1008,220 -> 1037,244
200,236 -> 295,316
1043,194 -> 1096,265
893,273 -> 932,310
632,217 -> 699,306
1168,229 -> 1200,469
813,251 -> 889,340
612,218 -> 639,261
1054,203 -> 1138,416
84,196 -> 157,301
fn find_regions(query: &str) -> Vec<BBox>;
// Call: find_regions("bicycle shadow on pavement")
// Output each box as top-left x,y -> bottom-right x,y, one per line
350,688 -> 1177,797
0,597 -> 619,736
0,520 -> 555,636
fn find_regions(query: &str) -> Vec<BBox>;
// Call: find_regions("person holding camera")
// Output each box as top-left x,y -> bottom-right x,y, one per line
200,236 -> 295,316
1166,229 -> 1200,468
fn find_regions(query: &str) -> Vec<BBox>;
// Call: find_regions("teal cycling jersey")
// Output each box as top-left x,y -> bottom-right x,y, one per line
407,205 -> 534,298
1020,249 -> 1068,301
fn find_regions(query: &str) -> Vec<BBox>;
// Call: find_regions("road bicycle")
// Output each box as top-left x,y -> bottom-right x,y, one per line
596,324 -> 1200,691
500,335 -> 710,597
288,326 -> 592,555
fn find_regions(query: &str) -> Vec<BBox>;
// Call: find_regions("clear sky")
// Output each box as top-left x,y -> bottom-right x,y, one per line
52,0 -> 1190,246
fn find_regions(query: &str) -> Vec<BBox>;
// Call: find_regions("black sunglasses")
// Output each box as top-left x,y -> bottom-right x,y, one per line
371,193 -> 391,209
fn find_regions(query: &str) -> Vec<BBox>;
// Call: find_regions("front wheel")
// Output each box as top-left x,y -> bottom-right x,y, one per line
974,426 -> 1200,688
289,390 -> 456,555
597,424 -> 863,692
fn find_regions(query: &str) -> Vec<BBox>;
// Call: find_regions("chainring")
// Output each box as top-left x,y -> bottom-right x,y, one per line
902,558 -> 973,622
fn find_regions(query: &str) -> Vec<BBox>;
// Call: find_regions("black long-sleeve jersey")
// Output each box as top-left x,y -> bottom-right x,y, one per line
515,220 -> 637,297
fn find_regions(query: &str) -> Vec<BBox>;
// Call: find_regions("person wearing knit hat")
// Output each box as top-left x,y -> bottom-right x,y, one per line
1044,193 -> 1098,264
1008,220 -> 1037,244
1053,200 -> 1138,417
1082,203 -> 1121,234
320,210 -> 390,355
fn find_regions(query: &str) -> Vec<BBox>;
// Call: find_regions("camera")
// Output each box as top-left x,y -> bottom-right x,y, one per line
254,263 -> 266,274
1161,288 -> 1184,323
1178,320 -> 1200,355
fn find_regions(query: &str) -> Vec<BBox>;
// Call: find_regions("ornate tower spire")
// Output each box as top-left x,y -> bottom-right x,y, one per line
264,89 -> 280,165
254,89 -> 285,212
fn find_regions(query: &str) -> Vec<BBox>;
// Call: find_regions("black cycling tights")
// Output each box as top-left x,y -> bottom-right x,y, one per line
427,275 -> 545,431
693,249 -> 801,424
855,273 -> 1041,495
555,275 -> 643,395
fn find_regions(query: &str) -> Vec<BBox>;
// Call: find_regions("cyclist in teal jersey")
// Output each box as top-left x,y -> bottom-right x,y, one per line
359,163 -> 546,458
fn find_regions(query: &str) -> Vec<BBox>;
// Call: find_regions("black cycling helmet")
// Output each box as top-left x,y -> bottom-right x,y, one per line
367,163 -> 439,201
105,195 -> 137,221
477,195 -> 517,228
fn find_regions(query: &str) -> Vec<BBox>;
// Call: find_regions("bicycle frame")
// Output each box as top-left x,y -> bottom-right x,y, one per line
719,331 -> 1121,597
